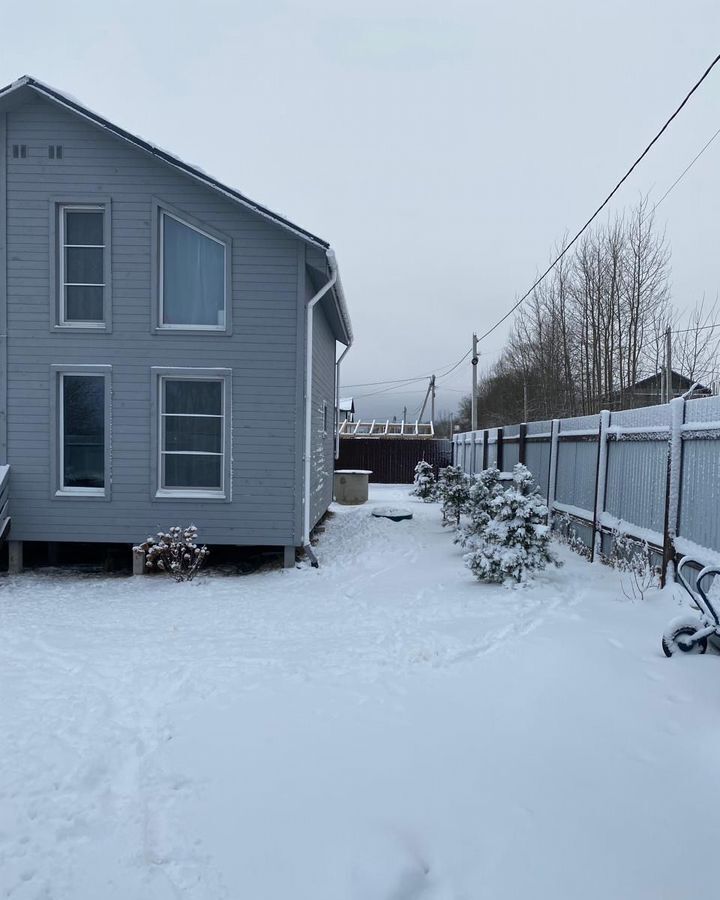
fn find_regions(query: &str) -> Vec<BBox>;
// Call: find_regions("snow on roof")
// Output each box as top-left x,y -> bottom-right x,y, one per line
338,398 -> 354,411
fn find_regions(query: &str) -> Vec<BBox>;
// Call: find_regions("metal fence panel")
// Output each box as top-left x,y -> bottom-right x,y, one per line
685,395 -> 720,424
605,440 -> 667,534
525,440 -> 551,499
503,443 -> 520,469
555,440 -> 597,513
487,429 -> 498,468
679,438 -> 720,553
527,419 -> 552,436
337,438 -> 452,484
561,414 -> 600,433
610,403 -> 670,428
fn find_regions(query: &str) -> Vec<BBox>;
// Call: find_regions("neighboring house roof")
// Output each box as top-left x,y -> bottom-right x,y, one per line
338,398 -> 354,412
631,370 -> 704,391
0,74 -> 352,344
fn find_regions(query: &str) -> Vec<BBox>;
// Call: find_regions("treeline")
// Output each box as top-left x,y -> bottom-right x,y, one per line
459,199 -> 719,428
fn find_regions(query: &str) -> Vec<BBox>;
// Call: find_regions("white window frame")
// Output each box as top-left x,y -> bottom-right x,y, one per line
58,205 -> 106,327
57,371 -> 108,497
157,374 -> 227,499
158,210 -> 228,331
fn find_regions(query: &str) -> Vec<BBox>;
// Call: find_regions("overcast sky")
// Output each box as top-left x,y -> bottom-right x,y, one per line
2,0 -> 719,420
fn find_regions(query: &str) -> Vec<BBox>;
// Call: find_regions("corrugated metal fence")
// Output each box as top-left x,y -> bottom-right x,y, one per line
337,438 -> 452,484
452,395 -> 720,580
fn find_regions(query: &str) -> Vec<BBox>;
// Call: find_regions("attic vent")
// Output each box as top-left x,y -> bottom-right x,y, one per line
12,144 -> 27,159
48,145 -> 63,159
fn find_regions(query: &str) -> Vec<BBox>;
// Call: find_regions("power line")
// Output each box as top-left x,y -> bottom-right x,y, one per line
475,51 -> 720,346
343,350 -> 474,391
652,123 -> 720,210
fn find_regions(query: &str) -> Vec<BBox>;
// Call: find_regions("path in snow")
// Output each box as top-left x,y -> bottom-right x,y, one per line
0,486 -> 717,899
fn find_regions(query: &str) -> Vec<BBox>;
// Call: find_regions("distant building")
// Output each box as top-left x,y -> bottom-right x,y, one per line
605,371 -> 711,409
338,397 -> 355,422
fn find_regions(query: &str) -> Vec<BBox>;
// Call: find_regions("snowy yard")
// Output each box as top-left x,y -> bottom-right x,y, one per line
1,485 -> 718,899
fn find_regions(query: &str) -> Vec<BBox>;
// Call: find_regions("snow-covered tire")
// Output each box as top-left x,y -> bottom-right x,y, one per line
662,615 -> 708,657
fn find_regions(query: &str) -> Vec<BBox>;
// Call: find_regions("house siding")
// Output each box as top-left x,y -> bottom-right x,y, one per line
310,301 -> 336,529
4,94 -> 305,546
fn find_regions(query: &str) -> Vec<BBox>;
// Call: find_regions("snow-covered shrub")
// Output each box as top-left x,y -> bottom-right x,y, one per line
554,513 -> 592,560
457,466 -> 503,547
464,464 -> 559,584
133,525 -> 209,582
602,531 -> 659,601
437,464 -> 471,527
410,459 -> 437,502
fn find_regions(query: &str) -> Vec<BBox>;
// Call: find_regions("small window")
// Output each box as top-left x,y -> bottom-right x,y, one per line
159,211 -> 227,329
60,373 -> 106,494
159,377 -> 225,494
59,206 -> 106,325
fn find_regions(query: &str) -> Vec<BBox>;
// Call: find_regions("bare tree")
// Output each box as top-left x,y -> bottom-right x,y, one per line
673,295 -> 720,387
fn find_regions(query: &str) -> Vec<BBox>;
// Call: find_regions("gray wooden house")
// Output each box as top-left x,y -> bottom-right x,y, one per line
0,76 -> 352,571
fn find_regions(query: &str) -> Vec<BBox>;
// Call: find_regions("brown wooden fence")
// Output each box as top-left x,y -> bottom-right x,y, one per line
336,438 -> 452,484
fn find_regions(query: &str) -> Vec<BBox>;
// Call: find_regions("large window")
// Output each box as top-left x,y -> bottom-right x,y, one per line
160,211 -> 227,329
59,206 -> 106,325
159,376 -> 226,494
59,373 -> 106,494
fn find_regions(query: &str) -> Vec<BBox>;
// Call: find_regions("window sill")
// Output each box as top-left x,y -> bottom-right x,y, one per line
154,489 -> 227,501
155,325 -> 230,335
53,323 -> 110,333
55,488 -> 107,500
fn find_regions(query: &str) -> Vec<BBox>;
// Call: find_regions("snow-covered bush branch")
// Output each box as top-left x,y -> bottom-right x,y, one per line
133,525 -> 209,582
602,531 -> 659,601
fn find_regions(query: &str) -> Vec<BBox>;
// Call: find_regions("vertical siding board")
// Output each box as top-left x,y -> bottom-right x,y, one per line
0,111 -> 6,464
4,94 -> 312,546
309,302 -> 336,529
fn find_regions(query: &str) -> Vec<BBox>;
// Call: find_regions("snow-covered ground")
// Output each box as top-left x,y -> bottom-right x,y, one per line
1,485 -> 718,899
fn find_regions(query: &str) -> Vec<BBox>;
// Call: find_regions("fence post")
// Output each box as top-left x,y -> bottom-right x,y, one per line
497,427 -> 504,471
591,410 -> 610,563
518,423 -> 527,465
482,430 -> 489,469
661,397 -> 685,587
547,419 -> 560,524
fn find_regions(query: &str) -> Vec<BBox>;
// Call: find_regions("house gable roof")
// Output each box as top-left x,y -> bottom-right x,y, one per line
0,75 -> 352,344
0,75 -> 330,249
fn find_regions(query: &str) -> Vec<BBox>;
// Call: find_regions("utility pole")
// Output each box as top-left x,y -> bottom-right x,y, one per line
471,332 -> 478,431
402,405 -> 407,423
523,381 -> 529,422
665,324 -> 673,403
430,374 -> 436,423
418,375 -> 434,422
